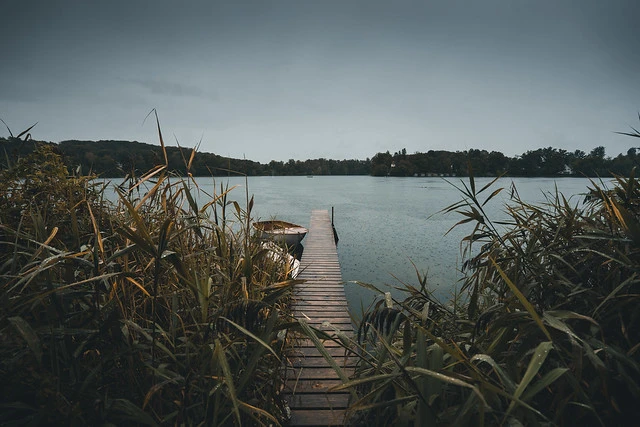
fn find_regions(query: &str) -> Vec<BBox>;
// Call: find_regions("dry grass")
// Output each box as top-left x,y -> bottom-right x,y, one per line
0,123 -> 300,425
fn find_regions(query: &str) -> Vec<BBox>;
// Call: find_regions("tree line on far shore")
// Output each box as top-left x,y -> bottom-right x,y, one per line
1,137 -> 638,178
371,146 -> 639,177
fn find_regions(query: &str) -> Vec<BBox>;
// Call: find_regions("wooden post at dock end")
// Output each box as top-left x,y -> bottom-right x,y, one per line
285,209 -> 352,426
331,206 -> 339,244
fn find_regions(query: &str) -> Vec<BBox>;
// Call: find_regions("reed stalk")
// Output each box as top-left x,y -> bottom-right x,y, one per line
0,121 -> 299,425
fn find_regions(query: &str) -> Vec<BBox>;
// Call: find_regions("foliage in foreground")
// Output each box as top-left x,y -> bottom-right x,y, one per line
0,137 -> 299,425
322,170 -> 640,425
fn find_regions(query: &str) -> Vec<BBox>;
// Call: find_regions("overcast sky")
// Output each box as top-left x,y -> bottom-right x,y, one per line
1,0 -> 639,163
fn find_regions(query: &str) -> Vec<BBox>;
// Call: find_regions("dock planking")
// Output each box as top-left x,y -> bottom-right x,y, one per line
285,210 -> 354,426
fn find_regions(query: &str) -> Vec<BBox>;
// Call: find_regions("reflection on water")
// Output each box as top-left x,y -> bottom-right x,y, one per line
103,175 -> 601,317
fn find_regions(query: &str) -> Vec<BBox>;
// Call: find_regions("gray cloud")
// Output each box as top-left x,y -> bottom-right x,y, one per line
1,0 -> 639,163
125,78 -> 218,101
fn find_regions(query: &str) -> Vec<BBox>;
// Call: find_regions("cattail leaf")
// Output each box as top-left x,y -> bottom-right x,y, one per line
29,226 -> 58,262
505,341 -> 553,418
237,400 -> 279,425
332,373 -> 397,391
86,202 -> 104,256
133,171 -> 166,211
468,165 -> 476,194
146,109 -> 168,166
521,367 -> 568,402
220,317 -> 279,360
213,338 -> 241,425
478,174 -> 503,195
117,225 -> 156,257
16,122 -> 37,139
0,117 -> 14,137
482,187 -> 504,207
491,257 -> 552,341
125,277 -> 151,297
187,144 -> 199,172
181,180 -> 199,214
426,344 -> 444,398
157,218 -> 174,256
405,366 -> 489,409
116,188 -> 152,243
471,353 -> 516,393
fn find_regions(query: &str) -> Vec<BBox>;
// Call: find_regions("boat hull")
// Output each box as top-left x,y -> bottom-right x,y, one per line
254,220 -> 308,246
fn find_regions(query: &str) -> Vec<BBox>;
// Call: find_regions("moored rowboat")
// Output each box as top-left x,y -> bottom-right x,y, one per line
253,220 -> 308,246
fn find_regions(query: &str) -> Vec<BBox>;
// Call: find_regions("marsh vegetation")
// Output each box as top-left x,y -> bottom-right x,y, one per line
2,120 -> 639,426
0,126 -> 302,425
333,169 -> 640,425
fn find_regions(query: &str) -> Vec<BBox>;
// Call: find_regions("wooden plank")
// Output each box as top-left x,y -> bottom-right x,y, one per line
295,304 -> 349,310
296,297 -> 348,302
295,310 -> 351,316
301,319 -> 352,325
291,356 -> 356,369
295,316 -> 352,323
295,292 -> 346,296
295,294 -> 348,299
295,299 -> 348,304
295,302 -> 349,308
291,346 -> 354,358
304,319 -> 353,325
297,339 -> 343,348
298,321 -> 352,328
296,293 -> 347,296
289,409 -> 346,426
289,367 -> 352,379
310,322 -> 352,329
287,393 -> 350,409
286,379 -> 344,393
296,310 -> 348,317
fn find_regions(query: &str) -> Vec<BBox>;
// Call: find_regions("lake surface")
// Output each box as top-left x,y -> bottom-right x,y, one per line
192,176 -> 600,317
105,176 -> 601,317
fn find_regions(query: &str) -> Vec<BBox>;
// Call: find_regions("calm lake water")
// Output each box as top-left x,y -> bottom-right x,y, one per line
196,176 -> 599,317
106,176 -> 600,317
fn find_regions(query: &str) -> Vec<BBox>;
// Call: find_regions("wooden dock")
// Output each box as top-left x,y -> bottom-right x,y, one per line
285,210 -> 354,426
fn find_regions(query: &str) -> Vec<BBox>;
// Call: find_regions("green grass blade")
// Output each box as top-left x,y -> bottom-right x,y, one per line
521,367 -> 568,402
405,366 -> 489,409
220,317 -> 280,360
213,338 -> 241,425
491,257 -> 552,340
471,354 -> 516,393
505,341 -> 553,418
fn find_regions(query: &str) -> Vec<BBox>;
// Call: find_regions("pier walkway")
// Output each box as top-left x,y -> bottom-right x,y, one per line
285,210 -> 354,426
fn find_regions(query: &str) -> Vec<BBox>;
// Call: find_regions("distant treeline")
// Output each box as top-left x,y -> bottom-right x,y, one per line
1,137 -> 639,177
371,146 -> 640,177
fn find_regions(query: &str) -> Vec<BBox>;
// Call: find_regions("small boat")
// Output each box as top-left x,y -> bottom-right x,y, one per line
253,220 -> 308,246
262,242 -> 301,279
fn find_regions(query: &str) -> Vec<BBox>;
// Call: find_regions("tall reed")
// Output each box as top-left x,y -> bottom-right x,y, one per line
0,123 -> 299,425
318,168 -> 640,425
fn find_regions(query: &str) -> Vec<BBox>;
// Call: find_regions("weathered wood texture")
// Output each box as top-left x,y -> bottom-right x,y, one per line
285,210 -> 353,426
